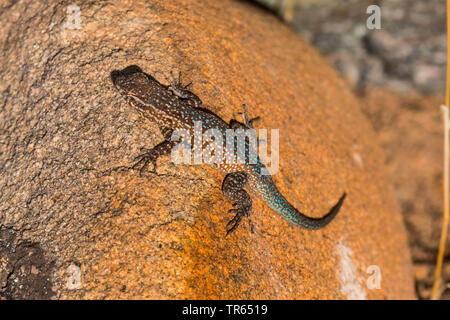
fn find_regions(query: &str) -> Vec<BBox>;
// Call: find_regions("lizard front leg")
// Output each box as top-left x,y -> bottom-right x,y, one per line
167,71 -> 203,108
132,128 -> 179,175
222,172 -> 254,235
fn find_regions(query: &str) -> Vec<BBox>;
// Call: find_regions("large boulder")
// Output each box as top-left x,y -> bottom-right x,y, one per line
0,0 -> 414,299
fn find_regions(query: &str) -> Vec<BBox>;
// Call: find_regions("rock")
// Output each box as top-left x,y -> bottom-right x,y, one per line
264,0 -> 447,94
360,88 -> 449,299
413,65 -> 443,88
31,266 -> 40,275
333,53 -> 361,87
363,57 -> 384,86
0,0 -> 414,299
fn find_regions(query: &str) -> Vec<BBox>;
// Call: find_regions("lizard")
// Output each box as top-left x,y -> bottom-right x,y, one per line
110,65 -> 346,235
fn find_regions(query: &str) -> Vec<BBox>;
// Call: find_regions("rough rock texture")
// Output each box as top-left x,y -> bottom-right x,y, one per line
0,0 -> 414,299
360,88 -> 449,299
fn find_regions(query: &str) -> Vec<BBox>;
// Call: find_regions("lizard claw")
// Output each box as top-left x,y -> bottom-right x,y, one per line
226,204 -> 254,235
226,218 -> 242,236
225,211 -> 253,235
165,70 -> 202,107
240,104 -> 259,128
167,71 -> 192,98
225,207 -> 249,235
132,152 -> 158,176
231,104 -> 261,130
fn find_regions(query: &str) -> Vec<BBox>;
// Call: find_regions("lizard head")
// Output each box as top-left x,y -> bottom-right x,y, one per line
110,65 -> 159,109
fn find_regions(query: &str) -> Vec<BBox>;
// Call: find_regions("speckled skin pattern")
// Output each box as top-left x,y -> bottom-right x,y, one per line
111,66 -> 346,234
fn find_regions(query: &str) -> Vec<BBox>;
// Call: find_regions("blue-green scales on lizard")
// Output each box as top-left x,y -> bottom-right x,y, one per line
111,65 -> 346,235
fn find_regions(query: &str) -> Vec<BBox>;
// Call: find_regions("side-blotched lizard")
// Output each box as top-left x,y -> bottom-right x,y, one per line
111,65 -> 346,235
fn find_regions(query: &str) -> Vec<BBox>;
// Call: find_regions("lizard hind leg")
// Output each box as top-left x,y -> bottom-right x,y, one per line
222,172 -> 254,235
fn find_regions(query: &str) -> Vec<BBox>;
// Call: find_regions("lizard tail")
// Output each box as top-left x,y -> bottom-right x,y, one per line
283,192 -> 346,230
252,174 -> 346,229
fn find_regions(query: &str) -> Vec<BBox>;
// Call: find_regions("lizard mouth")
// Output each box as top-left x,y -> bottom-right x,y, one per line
127,94 -> 150,108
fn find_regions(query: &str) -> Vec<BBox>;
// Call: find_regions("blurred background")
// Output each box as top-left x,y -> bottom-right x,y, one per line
252,0 -> 448,299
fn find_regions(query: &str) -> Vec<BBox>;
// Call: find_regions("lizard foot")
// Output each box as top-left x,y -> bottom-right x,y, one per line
131,139 -> 179,176
226,206 -> 254,235
167,71 -> 192,98
222,172 -> 254,235
166,71 -> 202,108
132,147 -> 159,176
230,104 -> 261,130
